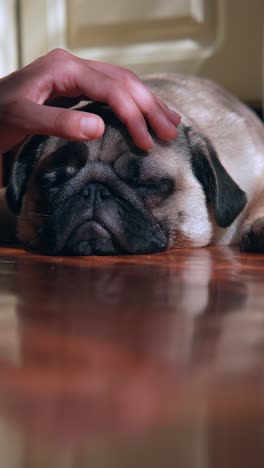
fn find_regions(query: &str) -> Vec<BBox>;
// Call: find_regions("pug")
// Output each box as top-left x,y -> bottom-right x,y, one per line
5,73 -> 264,255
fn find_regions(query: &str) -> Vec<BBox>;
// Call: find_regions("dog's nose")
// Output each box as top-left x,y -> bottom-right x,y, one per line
79,183 -> 112,203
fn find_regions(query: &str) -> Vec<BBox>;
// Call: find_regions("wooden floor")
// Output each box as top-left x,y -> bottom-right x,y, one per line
0,245 -> 264,467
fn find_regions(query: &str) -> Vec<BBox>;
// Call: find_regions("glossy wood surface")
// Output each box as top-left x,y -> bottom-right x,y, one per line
0,245 -> 264,467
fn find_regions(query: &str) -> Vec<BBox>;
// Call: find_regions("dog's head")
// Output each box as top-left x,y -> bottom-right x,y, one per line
6,103 -> 247,255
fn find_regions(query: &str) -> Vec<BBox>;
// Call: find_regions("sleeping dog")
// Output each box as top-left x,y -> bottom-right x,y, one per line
5,73 -> 264,255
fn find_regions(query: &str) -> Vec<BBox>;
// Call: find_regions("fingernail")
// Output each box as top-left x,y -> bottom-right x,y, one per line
80,116 -> 103,138
143,133 -> 154,149
169,109 -> 181,125
163,124 -> 178,140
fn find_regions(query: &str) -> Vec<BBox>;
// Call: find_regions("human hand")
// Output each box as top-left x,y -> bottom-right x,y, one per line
0,49 -> 181,153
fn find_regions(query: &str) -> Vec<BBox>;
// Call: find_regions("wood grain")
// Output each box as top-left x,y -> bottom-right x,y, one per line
0,245 -> 264,467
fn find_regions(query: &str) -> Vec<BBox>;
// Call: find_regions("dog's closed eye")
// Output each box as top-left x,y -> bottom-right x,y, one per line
140,178 -> 174,194
40,166 -> 77,189
136,177 -> 175,205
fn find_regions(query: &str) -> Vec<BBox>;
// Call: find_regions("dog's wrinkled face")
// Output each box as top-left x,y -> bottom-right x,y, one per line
6,103 -> 247,255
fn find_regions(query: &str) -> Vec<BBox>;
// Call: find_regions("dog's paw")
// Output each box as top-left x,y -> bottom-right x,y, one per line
240,218 -> 264,252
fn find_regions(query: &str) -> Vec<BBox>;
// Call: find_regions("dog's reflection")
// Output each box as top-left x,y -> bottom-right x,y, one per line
0,247 -> 257,445
4,248 -> 247,364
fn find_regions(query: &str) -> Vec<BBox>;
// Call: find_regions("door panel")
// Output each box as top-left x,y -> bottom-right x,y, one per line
0,0 -> 18,76
20,0 -> 217,74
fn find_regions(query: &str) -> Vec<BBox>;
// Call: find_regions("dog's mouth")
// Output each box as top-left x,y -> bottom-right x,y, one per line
63,220 -> 119,255
39,192 -> 168,256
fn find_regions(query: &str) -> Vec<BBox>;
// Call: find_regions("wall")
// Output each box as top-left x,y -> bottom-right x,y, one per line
199,0 -> 263,101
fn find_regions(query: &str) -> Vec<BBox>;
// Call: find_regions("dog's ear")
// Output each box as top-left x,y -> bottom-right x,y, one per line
5,135 -> 48,215
185,126 -> 247,228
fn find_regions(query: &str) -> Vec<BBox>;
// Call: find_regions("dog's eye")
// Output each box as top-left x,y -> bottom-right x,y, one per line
135,177 -> 174,207
41,166 -> 77,188
138,178 -> 174,196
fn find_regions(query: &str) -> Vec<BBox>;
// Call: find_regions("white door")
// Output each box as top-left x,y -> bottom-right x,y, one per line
0,0 -> 18,76
0,0 -> 263,102
19,0 -> 217,74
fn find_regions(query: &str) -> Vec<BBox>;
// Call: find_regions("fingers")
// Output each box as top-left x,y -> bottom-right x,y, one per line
108,89 -> 154,150
7,98 -> 105,141
85,60 -> 181,137
63,62 -> 178,149
103,83 -> 179,148
155,95 -> 181,126
41,51 -> 181,148
54,64 -> 151,149
130,88 -> 179,141
1,49 -> 182,152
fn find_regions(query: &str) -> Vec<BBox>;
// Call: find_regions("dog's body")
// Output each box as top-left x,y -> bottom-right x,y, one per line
5,73 -> 264,255
145,74 -> 264,248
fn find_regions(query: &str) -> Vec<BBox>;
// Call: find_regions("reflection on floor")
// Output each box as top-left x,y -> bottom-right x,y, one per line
0,245 -> 264,468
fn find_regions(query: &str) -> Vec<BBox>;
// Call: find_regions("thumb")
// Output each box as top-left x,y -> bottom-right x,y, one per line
12,98 -> 105,140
